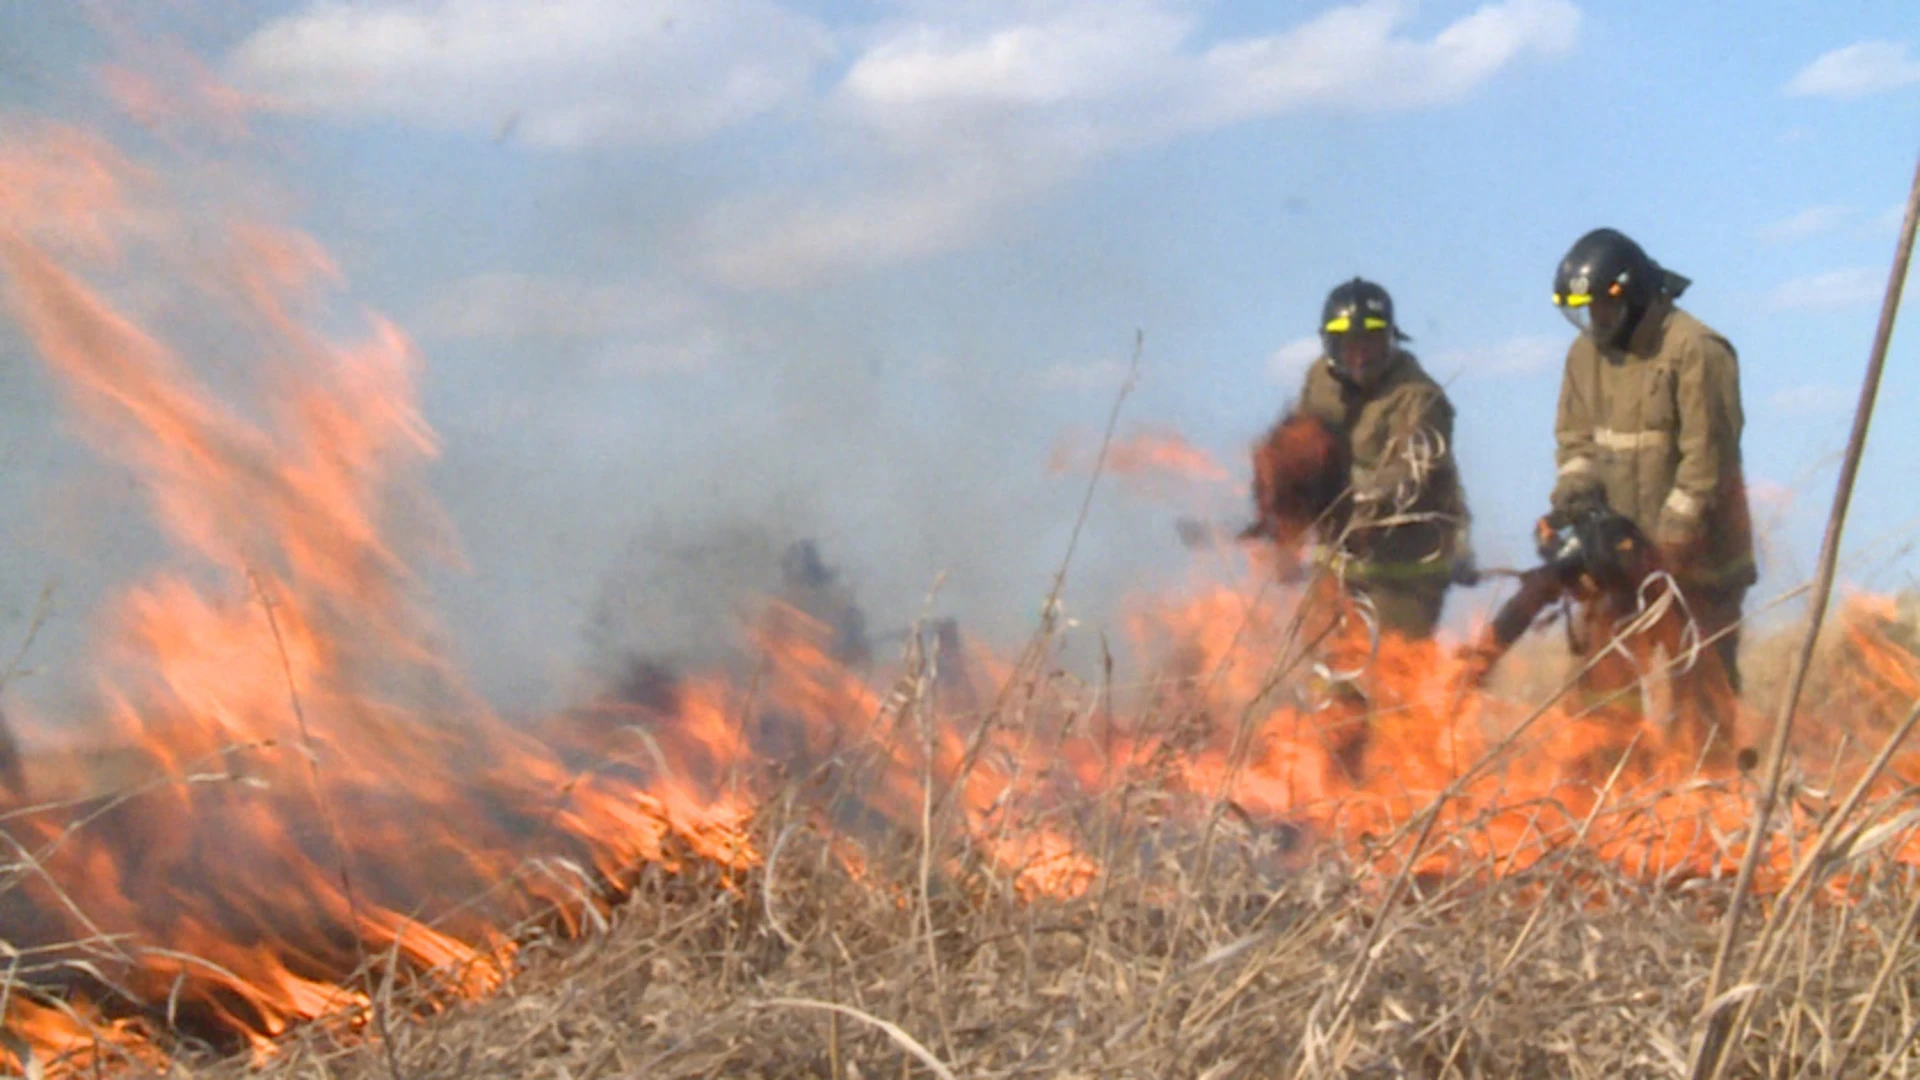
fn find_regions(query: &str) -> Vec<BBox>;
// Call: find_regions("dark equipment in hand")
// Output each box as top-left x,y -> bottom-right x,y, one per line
1462,499 -> 1659,685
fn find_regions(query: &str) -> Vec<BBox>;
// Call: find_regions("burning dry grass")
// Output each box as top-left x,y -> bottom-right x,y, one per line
168,762 -> 1920,1079
12,592 -> 1920,1080
8,35 -> 1920,1079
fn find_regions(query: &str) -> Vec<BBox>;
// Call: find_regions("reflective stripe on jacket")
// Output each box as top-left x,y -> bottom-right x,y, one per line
1552,298 -> 1756,588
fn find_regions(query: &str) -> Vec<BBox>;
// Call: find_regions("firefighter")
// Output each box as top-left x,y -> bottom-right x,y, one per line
1547,227 -> 1755,762
1287,277 -> 1477,641
1259,278 -> 1475,784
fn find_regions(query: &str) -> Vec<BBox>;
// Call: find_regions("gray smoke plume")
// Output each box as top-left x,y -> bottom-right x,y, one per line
0,7 -> 1253,730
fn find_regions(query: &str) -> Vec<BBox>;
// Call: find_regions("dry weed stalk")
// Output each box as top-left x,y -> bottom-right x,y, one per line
17,331 -> 1920,1080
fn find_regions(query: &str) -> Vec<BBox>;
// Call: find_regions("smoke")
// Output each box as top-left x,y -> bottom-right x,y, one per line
0,8 -> 1259,729
415,285 -> 1228,715
383,145 -> 1247,711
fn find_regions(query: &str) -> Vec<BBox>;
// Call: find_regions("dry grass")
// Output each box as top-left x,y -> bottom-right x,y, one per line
91,610 -> 1910,1079
13,585 -> 1920,1080
148,786 -> 1916,1080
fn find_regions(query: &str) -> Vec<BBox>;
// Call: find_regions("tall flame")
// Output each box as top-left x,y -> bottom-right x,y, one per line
0,118 -> 765,1071
5,33 -> 1920,1080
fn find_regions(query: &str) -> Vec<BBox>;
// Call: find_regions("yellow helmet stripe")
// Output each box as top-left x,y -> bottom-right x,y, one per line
1323,315 -> 1391,332
1555,293 -> 1592,308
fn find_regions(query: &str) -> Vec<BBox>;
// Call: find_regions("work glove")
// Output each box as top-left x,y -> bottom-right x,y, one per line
1654,508 -> 1707,574
1549,471 -> 1604,515
1537,488 -> 1608,557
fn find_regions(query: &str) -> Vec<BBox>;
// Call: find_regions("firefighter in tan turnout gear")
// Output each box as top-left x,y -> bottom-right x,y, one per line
1547,227 -> 1755,761
1288,277 -> 1477,641
1251,278 -> 1475,782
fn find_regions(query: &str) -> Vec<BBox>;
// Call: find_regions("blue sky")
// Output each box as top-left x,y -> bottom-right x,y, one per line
3,1 -> 1919,712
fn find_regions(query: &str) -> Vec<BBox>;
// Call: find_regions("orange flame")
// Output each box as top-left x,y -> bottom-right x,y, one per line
0,114 -> 764,1073
1050,426 -> 1231,503
6,38 -> 1920,1080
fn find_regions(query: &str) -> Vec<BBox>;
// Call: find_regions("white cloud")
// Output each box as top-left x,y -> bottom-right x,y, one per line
1769,383 -> 1854,416
1191,0 -> 1579,122
841,0 -> 1578,121
708,0 -> 1580,288
1785,41 -> 1920,100
1756,204 -> 1850,242
1266,335 -> 1322,386
232,0 -> 1582,289
843,3 -> 1193,112
1432,333 -> 1561,377
227,0 -> 834,148
1767,267 -> 1883,312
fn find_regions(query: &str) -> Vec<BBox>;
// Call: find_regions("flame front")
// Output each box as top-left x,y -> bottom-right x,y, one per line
6,41 -> 1920,1080
0,120 -> 765,1071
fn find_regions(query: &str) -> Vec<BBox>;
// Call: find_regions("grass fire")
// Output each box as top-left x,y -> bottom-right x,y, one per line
6,11 -> 1920,1080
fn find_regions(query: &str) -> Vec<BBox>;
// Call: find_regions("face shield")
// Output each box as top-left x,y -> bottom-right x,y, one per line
1554,288 -> 1630,347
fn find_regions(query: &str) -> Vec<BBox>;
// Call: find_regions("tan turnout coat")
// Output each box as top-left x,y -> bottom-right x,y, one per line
1551,297 -> 1755,589
1296,349 -> 1470,582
